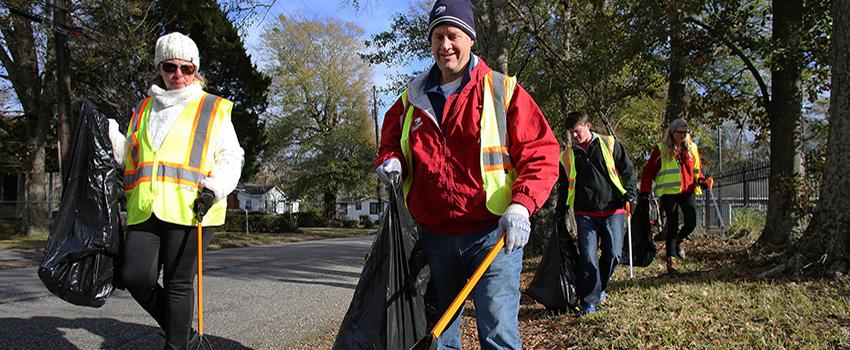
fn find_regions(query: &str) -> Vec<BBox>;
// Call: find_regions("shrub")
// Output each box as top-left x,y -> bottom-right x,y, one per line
359,215 -> 375,229
295,211 -> 327,227
728,206 -> 766,240
340,219 -> 358,228
223,211 -> 296,233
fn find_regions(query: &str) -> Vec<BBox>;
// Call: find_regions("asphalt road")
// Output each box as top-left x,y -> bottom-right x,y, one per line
0,235 -> 374,350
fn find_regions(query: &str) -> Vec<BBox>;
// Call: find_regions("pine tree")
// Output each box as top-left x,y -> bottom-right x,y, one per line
156,0 -> 271,180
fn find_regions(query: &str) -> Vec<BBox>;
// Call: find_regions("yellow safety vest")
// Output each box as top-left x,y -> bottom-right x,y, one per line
559,133 -> 626,207
654,141 -> 702,197
400,71 -> 517,215
123,93 -> 232,226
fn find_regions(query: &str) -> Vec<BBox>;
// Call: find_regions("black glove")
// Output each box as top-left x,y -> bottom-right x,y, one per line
194,189 -> 216,221
624,194 -> 637,213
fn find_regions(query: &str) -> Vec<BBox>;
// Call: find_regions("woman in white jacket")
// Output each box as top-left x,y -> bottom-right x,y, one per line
107,32 -> 243,350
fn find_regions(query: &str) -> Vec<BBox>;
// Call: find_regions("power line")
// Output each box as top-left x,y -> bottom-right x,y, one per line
0,2 -> 82,36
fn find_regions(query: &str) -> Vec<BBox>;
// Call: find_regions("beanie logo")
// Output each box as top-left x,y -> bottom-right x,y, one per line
434,5 -> 446,15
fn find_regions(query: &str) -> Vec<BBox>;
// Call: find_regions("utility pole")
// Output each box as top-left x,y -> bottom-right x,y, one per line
54,0 -> 73,176
717,124 -> 722,173
373,86 -> 382,211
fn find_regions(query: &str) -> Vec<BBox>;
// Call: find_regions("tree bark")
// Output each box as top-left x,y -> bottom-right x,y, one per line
475,0 -> 509,74
323,191 -> 337,222
54,0 -> 74,173
795,0 -> 850,274
758,0 -> 806,249
0,1 -> 53,236
665,9 -> 688,123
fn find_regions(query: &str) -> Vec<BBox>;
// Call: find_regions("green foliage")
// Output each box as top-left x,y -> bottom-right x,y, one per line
338,218 -> 359,229
156,0 -> 272,179
295,211 -> 328,228
259,16 -> 376,218
62,1 -> 156,125
728,206 -> 766,240
222,211 -> 297,233
359,215 -> 375,229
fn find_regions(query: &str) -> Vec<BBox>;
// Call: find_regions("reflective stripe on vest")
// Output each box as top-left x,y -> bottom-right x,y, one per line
654,141 -> 702,197
124,93 -> 230,226
399,71 -> 517,215
560,133 -> 626,207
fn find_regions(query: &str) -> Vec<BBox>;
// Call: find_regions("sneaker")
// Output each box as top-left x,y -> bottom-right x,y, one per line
599,291 -> 607,303
580,305 -> 597,315
675,239 -> 686,259
666,256 -> 679,274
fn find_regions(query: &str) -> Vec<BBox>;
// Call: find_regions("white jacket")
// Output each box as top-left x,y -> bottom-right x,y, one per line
108,83 -> 244,202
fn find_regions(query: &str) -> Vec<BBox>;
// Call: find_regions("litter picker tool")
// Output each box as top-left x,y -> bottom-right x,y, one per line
194,219 -> 212,350
700,177 -> 727,236
625,202 -> 634,279
410,233 -> 506,350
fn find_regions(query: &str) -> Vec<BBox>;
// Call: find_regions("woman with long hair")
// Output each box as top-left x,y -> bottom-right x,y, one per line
639,118 -> 705,273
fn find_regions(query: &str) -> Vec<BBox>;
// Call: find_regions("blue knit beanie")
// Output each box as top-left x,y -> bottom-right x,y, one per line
428,0 -> 477,41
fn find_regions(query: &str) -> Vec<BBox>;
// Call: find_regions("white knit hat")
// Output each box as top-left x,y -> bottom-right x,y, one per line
155,32 -> 200,70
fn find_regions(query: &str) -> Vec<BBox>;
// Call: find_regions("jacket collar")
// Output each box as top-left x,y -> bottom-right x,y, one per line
406,54 -> 484,122
572,132 -> 601,148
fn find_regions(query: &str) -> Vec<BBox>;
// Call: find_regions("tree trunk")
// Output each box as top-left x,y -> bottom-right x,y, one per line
323,191 -> 337,222
665,11 -> 688,123
55,0 -> 74,172
0,1 -> 53,236
795,0 -> 850,274
475,0 -> 509,74
758,0 -> 806,249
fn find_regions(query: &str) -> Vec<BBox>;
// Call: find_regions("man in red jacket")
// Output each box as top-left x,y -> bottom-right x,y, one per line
374,0 -> 559,348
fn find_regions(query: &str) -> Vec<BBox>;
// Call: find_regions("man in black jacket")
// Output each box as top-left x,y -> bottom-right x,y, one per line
555,111 -> 636,315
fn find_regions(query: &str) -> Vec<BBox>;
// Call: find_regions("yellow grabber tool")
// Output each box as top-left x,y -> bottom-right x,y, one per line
410,233 -> 506,350
194,219 -> 212,349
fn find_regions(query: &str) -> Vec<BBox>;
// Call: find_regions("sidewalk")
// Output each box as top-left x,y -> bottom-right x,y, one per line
0,248 -> 41,269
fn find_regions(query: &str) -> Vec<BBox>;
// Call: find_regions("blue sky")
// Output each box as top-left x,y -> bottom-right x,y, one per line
241,0 -> 429,111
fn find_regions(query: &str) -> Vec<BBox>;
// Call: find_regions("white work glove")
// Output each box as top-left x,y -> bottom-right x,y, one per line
376,158 -> 402,186
107,118 -> 126,164
499,203 -> 531,254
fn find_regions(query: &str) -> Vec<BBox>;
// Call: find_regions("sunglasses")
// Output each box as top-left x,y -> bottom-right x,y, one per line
161,62 -> 196,75
674,130 -> 690,135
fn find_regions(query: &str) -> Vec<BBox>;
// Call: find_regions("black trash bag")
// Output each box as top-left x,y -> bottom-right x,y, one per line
333,181 -> 430,350
622,200 -> 656,267
526,218 -> 580,312
38,101 -> 124,308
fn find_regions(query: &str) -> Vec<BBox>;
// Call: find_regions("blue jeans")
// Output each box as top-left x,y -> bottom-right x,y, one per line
420,226 -> 523,350
575,214 -> 624,307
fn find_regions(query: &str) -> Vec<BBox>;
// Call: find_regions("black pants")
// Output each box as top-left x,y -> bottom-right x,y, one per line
660,192 -> 696,257
122,215 -> 214,350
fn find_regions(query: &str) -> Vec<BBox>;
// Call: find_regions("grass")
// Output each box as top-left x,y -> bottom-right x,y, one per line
727,206 -> 767,240
211,227 -> 375,250
0,220 -> 48,250
304,235 -> 850,349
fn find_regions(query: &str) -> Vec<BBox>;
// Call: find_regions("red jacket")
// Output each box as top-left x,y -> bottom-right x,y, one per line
375,57 -> 560,235
640,144 -> 700,194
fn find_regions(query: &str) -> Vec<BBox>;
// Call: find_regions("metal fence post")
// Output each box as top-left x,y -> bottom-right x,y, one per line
742,166 -> 749,207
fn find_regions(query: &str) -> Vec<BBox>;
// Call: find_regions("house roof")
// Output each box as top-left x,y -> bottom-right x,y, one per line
237,183 -> 278,195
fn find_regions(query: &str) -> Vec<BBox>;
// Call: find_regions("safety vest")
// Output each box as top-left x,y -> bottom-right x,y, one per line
399,71 -> 517,215
559,133 -> 626,207
123,93 -> 232,226
654,141 -> 702,197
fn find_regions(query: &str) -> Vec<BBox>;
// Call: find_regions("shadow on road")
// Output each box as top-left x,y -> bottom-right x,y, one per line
0,316 -> 250,349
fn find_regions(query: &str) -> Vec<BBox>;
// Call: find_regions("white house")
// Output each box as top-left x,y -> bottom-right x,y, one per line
337,196 -> 387,222
229,183 -> 299,214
